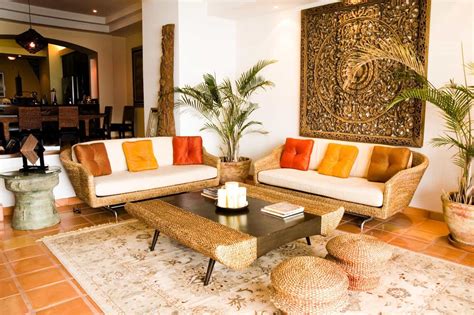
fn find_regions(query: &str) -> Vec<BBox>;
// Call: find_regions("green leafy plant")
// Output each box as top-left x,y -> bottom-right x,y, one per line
347,39 -> 473,204
175,60 -> 276,162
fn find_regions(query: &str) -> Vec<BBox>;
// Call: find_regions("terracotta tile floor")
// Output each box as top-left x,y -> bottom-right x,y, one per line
0,204 -> 472,314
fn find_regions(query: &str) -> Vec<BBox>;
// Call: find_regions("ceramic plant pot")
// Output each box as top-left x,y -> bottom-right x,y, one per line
442,193 -> 474,253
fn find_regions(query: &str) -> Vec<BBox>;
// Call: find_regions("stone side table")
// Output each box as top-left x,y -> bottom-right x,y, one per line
0,166 -> 61,230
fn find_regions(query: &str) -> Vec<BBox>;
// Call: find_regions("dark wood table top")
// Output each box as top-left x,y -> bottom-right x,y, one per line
159,191 -> 322,255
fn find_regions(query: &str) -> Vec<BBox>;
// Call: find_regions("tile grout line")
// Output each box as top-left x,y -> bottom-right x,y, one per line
1,258 -> 34,313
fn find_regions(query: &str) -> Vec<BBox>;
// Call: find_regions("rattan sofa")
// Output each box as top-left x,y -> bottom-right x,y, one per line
254,138 -> 429,221
60,137 -> 220,209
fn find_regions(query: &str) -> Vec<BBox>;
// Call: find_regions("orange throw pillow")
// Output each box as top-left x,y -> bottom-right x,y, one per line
367,146 -> 411,182
280,138 -> 315,171
74,143 -> 112,177
318,143 -> 358,178
173,136 -> 203,165
122,140 -> 158,172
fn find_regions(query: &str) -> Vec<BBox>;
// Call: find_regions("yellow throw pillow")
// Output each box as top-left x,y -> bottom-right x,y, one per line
367,146 -> 411,182
318,143 -> 359,178
122,140 -> 158,172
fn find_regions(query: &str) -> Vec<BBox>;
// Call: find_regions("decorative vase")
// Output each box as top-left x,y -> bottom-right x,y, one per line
219,157 -> 251,184
441,193 -> 474,252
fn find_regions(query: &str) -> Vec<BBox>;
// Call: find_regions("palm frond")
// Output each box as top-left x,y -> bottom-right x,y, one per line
236,60 -> 277,98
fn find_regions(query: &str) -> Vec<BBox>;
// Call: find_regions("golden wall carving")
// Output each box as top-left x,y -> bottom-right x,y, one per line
300,0 -> 430,147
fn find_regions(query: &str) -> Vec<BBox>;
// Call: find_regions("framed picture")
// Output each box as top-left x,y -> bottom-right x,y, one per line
132,47 -> 144,107
0,72 -> 5,98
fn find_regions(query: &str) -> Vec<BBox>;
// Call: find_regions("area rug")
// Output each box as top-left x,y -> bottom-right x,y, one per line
40,219 -> 474,314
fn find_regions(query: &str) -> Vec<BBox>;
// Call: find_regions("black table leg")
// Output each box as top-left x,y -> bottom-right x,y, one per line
150,230 -> 160,251
306,236 -> 311,246
204,259 -> 216,286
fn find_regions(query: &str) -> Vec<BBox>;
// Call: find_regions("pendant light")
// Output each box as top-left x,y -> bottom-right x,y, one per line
15,0 -> 47,54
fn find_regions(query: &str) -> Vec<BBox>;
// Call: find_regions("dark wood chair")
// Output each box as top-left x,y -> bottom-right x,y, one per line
102,106 -> 113,139
18,107 -> 43,140
58,106 -> 80,146
111,106 -> 135,138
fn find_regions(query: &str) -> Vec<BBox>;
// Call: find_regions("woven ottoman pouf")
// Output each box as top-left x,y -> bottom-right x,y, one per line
326,234 -> 392,291
270,256 -> 349,314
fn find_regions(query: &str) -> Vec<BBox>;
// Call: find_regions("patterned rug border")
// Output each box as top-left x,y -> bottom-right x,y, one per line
39,219 -> 473,271
38,219 -> 139,242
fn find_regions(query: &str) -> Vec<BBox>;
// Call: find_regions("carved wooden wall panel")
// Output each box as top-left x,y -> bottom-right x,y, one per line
300,0 -> 430,147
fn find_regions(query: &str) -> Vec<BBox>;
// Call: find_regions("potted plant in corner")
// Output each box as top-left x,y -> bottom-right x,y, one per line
175,60 -> 276,183
348,39 -> 473,252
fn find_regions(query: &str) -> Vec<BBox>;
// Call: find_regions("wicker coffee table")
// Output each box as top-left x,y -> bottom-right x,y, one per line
125,184 -> 344,285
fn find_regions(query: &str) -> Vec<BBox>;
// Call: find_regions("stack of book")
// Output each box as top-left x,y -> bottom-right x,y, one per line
201,187 -> 220,200
261,202 -> 304,219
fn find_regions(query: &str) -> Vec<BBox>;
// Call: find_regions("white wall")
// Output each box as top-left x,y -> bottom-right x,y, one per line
176,2 -> 237,156
235,0 -> 473,212
142,0 -> 179,129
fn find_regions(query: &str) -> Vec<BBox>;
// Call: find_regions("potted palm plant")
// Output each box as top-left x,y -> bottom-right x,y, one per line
175,60 -> 276,183
347,39 -> 473,251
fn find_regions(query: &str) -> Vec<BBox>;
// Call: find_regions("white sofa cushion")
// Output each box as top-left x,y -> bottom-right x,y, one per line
258,168 -> 385,207
94,164 -> 217,197
72,137 -> 174,172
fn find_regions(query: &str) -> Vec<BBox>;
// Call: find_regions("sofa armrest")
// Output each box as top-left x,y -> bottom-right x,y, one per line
253,145 -> 284,184
59,148 -> 96,206
203,149 -> 221,180
381,152 -> 429,217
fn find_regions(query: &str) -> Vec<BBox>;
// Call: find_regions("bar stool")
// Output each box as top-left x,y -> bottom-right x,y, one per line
58,106 -> 80,146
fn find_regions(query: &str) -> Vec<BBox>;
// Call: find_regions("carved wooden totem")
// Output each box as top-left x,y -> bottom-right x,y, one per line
157,24 -> 176,136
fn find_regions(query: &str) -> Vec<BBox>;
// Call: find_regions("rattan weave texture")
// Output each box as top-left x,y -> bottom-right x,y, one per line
60,146 -> 220,208
253,145 -> 429,220
326,234 -> 393,291
271,256 -> 348,314
125,199 -> 257,270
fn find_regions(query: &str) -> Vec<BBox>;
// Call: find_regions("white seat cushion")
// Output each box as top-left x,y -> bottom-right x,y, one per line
258,168 -> 385,207
94,165 -> 217,197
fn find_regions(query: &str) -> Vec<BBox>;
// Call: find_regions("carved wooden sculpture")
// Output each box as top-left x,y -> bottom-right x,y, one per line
157,24 -> 176,136
300,0 -> 430,147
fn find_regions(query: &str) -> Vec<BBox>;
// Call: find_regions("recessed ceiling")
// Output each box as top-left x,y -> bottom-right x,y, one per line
9,0 -> 140,17
206,0 -> 328,19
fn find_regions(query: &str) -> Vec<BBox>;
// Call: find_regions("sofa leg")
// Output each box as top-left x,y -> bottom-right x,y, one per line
150,230 -> 160,251
360,216 -> 374,232
103,205 -> 120,223
305,236 -> 312,246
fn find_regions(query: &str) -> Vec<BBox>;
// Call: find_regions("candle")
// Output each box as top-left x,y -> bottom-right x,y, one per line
217,189 -> 227,208
238,187 -> 247,207
225,182 -> 239,190
227,187 -> 238,208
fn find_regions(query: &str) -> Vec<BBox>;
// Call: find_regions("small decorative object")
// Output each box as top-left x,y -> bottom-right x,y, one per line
326,234 -> 392,291
50,88 -> 57,105
271,256 -> 349,314
0,72 -> 5,98
175,60 -> 276,183
216,182 -> 248,210
146,108 -> 159,137
348,40 -> 473,252
20,134 -> 48,172
15,0 -> 47,54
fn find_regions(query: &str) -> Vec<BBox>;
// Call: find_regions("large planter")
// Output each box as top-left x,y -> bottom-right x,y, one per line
219,157 -> 251,184
442,193 -> 474,252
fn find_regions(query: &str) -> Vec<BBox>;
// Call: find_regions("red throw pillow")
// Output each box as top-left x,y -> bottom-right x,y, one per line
173,136 -> 203,165
280,138 -> 314,171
